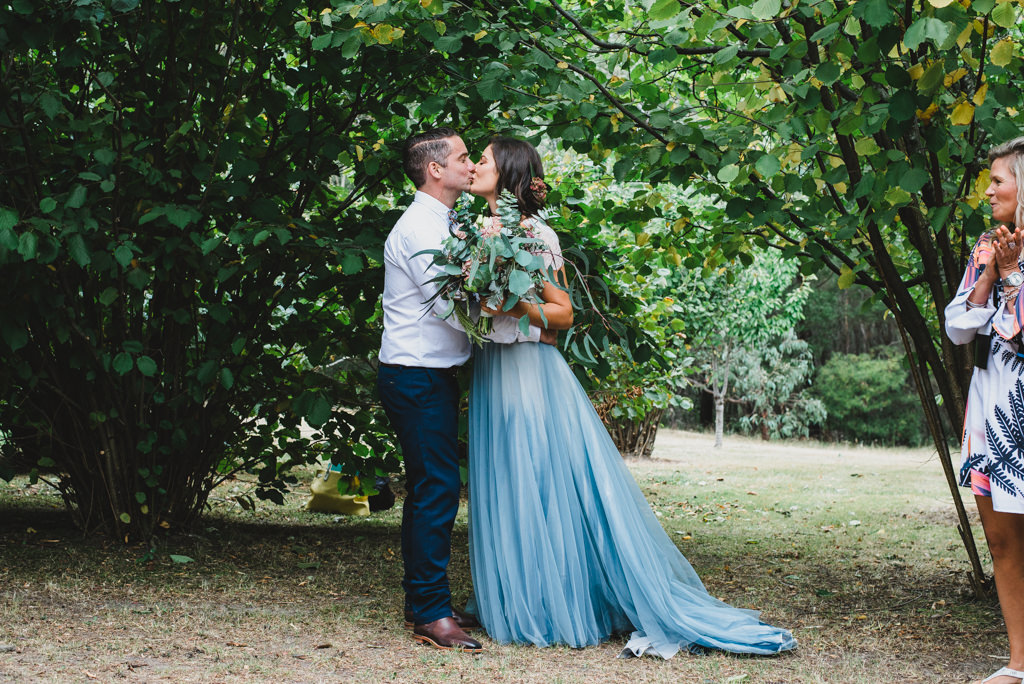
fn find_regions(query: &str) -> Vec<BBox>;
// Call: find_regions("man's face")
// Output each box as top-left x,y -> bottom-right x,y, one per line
436,136 -> 476,193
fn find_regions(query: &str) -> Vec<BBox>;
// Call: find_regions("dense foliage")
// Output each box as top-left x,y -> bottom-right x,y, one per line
0,0 -> 657,539
813,351 -> 929,446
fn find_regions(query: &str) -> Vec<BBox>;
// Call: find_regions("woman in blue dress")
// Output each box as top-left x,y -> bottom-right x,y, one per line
465,136 -> 797,658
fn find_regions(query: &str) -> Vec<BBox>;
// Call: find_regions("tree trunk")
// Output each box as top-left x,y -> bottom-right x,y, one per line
603,409 -> 664,458
714,392 -> 724,448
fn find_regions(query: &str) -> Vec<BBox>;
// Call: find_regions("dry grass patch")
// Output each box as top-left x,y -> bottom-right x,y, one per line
0,429 -> 1009,683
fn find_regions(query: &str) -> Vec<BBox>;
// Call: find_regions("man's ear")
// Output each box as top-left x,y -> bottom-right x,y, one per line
427,160 -> 443,181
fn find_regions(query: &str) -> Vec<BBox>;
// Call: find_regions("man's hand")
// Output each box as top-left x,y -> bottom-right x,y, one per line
539,328 -> 558,346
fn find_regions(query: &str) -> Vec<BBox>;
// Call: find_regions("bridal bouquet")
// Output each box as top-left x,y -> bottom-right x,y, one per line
418,190 -> 552,345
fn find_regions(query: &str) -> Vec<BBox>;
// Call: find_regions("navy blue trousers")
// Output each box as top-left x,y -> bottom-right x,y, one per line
377,365 -> 461,625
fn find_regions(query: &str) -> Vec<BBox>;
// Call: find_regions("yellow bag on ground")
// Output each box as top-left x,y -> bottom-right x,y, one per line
304,469 -> 370,516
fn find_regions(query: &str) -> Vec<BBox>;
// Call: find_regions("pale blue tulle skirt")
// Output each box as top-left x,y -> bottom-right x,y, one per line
467,342 -> 796,658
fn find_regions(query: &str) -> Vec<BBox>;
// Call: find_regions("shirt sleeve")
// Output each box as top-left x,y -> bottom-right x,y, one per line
945,234 -> 996,345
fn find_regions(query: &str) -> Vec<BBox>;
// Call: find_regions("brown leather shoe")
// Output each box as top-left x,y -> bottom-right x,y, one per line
451,607 -> 480,631
404,608 -> 479,632
412,617 -> 483,652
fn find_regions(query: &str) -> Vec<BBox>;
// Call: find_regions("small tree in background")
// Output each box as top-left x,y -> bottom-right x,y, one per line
732,330 -> 826,441
679,251 -> 812,447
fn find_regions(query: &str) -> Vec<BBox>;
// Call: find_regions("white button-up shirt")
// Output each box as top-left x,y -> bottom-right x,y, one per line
379,191 -> 471,368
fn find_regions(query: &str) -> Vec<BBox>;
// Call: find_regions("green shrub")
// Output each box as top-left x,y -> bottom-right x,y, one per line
812,352 -> 927,446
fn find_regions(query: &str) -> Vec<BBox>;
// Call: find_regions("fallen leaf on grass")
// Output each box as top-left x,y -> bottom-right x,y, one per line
226,641 -> 248,647
315,643 -> 332,649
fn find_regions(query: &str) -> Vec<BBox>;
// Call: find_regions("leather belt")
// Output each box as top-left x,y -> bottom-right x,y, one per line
380,362 -> 460,378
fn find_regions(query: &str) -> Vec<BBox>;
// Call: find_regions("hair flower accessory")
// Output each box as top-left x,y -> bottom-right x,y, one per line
529,176 -> 548,203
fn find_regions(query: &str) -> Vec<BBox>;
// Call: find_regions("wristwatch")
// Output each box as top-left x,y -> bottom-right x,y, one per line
1006,271 -> 1024,288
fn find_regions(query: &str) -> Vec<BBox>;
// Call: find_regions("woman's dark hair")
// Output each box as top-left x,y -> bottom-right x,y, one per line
490,136 -> 546,217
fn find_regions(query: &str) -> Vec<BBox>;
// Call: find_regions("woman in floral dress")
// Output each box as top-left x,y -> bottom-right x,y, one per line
945,136 -> 1024,684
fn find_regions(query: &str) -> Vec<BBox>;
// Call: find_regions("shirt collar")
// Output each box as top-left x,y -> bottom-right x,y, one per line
413,190 -> 455,220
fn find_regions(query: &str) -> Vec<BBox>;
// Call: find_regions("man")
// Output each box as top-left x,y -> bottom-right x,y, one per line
377,128 -> 482,652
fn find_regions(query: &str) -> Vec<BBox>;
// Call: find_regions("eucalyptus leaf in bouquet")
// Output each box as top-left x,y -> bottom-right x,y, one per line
416,190 -> 555,345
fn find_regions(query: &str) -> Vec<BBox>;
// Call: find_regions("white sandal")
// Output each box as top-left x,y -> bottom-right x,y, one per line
982,667 -> 1024,683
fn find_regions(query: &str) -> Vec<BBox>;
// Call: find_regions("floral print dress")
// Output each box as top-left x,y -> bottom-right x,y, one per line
945,233 -> 1024,514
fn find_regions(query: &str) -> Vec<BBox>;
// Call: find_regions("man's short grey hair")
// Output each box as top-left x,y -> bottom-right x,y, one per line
403,127 -> 458,188
989,136 -> 1024,227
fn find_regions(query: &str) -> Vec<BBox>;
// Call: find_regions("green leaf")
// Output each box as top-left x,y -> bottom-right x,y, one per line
888,90 -> 917,122
119,513 -> 132,524
508,269 -> 533,296
66,233 -> 91,266
114,244 -> 133,267
990,39 -> 1015,67
854,138 -> 880,156
295,20 -> 311,39
94,149 -> 116,165
135,491 -> 147,504
39,94 -> 61,119
815,62 -> 841,85
99,287 -> 118,306
754,154 -> 781,178
220,367 -> 234,389
917,62 -> 944,96
169,555 -> 194,564
859,0 -> 892,27
18,232 -> 37,260
0,208 -> 18,232
649,0 -> 681,20
136,356 -> 157,377
751,0 -> 781,20
899,168 -> 930,193
164,207 -> 196,229
518,314 -> 531,337
113,352 -> 134,375
112,0 -> 140,10
712,45 -> 740,65
837,268 -> 855,289
2,327 -> 27,352
884,187 -> 912,206
311,33 -> 332,51
40,197 -> 57,214
306,394 -> 332,427
992,1 -> 1017,28
341,252 -> 363,274
197,360 -> 218,384
717,164 -> 740,183
66,184 -> 87,209
904,18 -> 952,50
201,236 -> 223,255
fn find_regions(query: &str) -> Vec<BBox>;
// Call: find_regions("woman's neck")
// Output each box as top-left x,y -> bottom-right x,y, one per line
485,194 -> 498,215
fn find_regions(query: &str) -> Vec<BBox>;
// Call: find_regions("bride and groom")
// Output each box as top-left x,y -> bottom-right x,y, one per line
376,127 -> 796,658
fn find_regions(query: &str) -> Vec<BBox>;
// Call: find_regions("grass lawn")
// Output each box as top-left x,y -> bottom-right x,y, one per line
0,429 -> 1009,683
